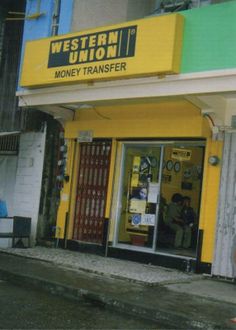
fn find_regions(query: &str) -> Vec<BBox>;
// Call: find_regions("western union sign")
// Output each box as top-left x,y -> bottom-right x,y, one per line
48,26 -> 137,68
20,14 -> 184,87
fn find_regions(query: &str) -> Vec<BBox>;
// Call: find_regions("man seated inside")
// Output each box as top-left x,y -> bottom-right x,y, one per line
181,196 -> 198,248
181,196 -> 196,227
165,193 -> 191,249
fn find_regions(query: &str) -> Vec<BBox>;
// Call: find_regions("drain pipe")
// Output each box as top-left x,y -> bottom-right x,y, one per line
51,0 -> 61,36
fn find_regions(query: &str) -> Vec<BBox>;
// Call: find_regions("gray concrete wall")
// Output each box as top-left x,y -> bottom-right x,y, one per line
71,0 -> 156,32
127,0 -> 156,20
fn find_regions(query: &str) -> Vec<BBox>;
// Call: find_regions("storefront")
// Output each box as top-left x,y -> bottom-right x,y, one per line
19,4 -> 235,273
49,99 -> 221,272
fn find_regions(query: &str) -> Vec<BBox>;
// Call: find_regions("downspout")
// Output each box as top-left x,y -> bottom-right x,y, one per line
51,0 -> 61,36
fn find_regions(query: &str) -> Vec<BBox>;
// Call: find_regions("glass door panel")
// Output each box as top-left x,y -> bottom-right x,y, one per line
156,144 -> 205,258
117,144 -> 162,249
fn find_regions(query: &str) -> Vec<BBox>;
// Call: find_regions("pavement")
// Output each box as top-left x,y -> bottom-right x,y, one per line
0,246 -> 235,329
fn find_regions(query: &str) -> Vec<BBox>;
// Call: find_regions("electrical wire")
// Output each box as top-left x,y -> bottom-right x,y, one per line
93,107 -> 111,120
204,113 -> 215,127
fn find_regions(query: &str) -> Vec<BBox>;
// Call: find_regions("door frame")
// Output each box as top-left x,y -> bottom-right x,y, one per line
112,139 -> 206,259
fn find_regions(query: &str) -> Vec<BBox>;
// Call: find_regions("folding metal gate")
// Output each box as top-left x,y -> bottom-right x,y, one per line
73,140 -> 112,244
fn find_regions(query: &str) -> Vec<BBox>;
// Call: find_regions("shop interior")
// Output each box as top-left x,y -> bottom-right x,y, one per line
116,141 -> 205,258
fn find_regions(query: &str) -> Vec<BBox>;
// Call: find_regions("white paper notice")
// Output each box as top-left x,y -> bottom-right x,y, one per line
141,214 -> 155,226
148,183 -> 159,203
129,199 -> 146,214
61,193 -> 69,202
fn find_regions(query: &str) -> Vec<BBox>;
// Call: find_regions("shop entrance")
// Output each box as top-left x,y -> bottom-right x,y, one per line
114,141 -> 204,259
73,140 -> 112,244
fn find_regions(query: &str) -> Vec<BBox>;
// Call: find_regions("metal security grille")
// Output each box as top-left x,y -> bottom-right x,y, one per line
73,140 -> 112,244
0,134 -> 19,155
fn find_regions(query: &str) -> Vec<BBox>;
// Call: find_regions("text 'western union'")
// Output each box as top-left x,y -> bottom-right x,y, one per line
48,26 -> 137,68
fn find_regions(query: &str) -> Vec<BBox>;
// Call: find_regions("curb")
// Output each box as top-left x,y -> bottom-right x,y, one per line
0,268 -> 217,329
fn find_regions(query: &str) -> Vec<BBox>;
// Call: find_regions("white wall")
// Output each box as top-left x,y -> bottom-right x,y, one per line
13,130 -> 46,245
71,0 -> 156,32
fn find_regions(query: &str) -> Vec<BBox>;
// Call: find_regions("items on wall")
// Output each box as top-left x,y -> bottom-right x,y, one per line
131,213 -> 155,226
163,174 -> 172,183
171,148 -> 192,161
126,153 -> 160,235
174,161 -> 181,173
161,146 -> 204,212
118,144 -> 204,245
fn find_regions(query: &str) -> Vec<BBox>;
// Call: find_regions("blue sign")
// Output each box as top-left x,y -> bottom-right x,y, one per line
131,214 -> 141,226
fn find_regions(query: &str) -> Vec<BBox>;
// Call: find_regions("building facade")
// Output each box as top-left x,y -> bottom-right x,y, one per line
18,0 -> 236,277
0,0 -> 63,247
0,0 -> 44,247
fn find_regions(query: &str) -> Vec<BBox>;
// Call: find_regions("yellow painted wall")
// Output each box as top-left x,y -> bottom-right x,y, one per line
65,101 -> 206,139
198,139 -> 223,263
105,139 -> 117,218
56,139 -> 76,239
66,142 -> 80,239
73,100 -> 200,121
109,142 -> 123,242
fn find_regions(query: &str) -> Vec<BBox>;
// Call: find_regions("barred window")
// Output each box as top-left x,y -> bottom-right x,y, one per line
0,134 -> 19,155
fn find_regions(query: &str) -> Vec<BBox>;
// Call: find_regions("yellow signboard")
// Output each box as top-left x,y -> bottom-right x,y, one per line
171,148 -> 192,161
20,14 -> 184,88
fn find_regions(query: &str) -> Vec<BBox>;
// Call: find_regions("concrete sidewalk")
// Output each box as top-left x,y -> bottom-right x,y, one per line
0,246 -> 236,329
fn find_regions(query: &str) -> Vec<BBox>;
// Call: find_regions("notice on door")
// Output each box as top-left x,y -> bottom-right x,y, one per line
148,182 -> 159,203
141,214 -> 155,226
129,200 -> 146,214
77,130 -> 93,142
